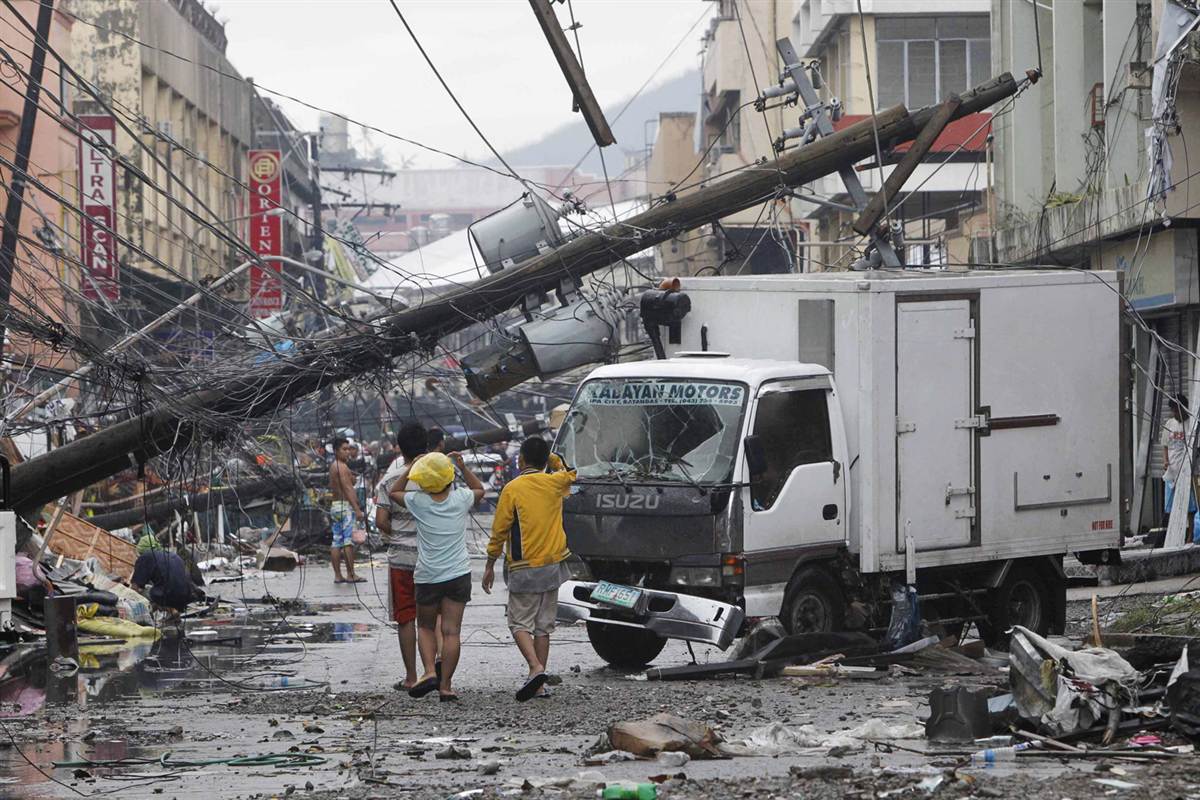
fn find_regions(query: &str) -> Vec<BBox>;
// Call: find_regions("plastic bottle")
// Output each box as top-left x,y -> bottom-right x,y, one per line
601,783 -> 657,800
968,742 -> 1032,764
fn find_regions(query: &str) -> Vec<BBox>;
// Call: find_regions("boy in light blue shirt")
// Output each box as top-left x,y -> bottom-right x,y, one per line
391,451 -> 484,701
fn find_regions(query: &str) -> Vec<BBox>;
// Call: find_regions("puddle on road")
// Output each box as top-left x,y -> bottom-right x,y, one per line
0,614 -> 377,797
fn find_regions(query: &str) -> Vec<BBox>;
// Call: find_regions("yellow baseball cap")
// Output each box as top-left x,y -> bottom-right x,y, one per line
408,452 -> 455,493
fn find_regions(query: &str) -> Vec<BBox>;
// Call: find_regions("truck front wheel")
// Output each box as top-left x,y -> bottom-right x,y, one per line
586,621 -> 666,669
781,566 -> 845,634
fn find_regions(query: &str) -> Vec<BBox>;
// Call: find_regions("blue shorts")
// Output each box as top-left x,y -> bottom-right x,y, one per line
330,501 -> 355,548
1165,479 -> 1198,515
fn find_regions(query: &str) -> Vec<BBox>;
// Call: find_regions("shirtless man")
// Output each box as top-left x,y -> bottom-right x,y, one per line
329,438 -> 366,583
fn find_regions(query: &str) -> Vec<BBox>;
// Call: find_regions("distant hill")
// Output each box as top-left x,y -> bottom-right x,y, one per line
502,70 -> 698,173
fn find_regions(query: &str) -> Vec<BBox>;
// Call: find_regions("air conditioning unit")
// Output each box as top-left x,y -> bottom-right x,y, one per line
969,234 -> 994,266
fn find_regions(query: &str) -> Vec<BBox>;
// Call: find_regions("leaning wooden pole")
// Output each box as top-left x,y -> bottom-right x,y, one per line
7,73 -> 1022,519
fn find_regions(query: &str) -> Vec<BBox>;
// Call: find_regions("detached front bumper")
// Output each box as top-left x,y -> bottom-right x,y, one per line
556,580 -> 744,649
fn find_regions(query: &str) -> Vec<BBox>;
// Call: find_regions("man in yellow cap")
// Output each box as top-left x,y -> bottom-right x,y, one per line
390,451 -> 485,702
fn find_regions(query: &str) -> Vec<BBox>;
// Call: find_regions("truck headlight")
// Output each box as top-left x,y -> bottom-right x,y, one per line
669,566 -> 721,587
564,556 -> 593,581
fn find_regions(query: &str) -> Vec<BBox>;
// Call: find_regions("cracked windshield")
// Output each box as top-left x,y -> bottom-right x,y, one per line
557,379 -> 747,484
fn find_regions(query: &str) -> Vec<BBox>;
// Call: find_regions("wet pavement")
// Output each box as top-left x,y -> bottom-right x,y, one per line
0,559 -> 1193,799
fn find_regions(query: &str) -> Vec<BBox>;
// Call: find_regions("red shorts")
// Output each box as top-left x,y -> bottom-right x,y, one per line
388,566 -> 417,625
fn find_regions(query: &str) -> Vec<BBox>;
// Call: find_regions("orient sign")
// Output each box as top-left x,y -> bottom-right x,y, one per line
248,149 -> 282,316
77,116 -> 118,300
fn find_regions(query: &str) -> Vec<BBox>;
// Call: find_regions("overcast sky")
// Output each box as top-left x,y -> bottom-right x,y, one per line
220,0 -> 712,169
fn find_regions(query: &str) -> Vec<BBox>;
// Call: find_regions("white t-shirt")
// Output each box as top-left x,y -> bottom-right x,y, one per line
1165,417 -> 1188,482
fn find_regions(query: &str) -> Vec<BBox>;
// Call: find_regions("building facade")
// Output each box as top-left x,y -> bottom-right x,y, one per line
70,0 -> 253,287
646,0 -> 993,276
0,1 -> 80,383
794,0 -> 993,268
990,0 -> 1200,532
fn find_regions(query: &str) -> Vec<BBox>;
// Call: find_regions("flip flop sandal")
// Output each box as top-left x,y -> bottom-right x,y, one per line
438,693 -> 459,703
408,676 -> 439,699
333,578 -> 347,584
516,672 -> 548,703
351,577 -> 367,583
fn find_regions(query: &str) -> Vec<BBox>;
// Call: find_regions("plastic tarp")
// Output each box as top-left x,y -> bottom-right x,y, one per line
76,603 -> 160,641
722,720 -> 925,756
1009,626 -> 1139,736
1011,626 -> 1139,685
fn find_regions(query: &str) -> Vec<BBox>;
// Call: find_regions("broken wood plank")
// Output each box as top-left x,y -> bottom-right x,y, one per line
780,664 -> 886,680
44,511 -> 137,581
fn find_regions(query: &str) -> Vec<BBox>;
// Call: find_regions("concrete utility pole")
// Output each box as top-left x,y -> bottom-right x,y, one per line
0,0 -> 54,360
84,417 -> 547,530
528,0 -> 615,148
6,73 -> 1022,523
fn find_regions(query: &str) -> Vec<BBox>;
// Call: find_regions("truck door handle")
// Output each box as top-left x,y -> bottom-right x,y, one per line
822,504 -> 838,520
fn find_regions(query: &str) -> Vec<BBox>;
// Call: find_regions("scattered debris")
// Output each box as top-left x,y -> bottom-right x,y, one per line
435,744 -> 474,760
926,687 -> 992,742
607,714 -> 724,759
723,720 -> 925,756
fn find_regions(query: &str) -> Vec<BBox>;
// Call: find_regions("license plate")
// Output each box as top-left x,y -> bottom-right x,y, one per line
590,580 -> 643,610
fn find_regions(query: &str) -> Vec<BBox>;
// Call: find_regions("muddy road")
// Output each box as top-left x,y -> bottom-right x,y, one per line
0,560 -> 1195,799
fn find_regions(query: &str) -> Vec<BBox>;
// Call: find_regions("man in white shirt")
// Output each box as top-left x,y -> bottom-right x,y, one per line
1163,393 -> 1197,541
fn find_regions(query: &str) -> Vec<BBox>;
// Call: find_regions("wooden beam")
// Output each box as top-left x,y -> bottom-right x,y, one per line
852,95 -> 962,237
528,0 -> 616,147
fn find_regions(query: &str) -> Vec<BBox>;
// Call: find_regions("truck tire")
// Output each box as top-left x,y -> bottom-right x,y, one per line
781,566 -> 845,634
586,621 -> 666,669
980,564 -> 1057,648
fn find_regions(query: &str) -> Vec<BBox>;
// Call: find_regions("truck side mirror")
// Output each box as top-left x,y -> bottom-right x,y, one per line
744,435 -> 767,479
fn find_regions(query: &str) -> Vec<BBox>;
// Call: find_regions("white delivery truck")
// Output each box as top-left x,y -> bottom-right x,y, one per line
555,270 -> 1128,668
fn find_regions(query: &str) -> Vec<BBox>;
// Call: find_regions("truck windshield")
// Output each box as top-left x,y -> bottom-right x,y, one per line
557,378 -> 747,485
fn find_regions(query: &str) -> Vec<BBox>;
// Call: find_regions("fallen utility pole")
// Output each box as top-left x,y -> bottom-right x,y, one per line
7,72 -> 1024,528
84,417 -> 548,529
529,0 -> 616,147
0,0 -> 54,360
853,95 -> 962,236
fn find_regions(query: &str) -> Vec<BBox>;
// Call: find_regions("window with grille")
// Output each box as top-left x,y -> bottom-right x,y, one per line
876,16 -> 990,109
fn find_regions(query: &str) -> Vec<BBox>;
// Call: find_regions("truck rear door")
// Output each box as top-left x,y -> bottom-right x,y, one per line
895,298 -> 978,551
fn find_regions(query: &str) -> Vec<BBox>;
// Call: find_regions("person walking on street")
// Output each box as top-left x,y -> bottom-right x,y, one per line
482,437 -> 576,702
392,451 -> 485,701
375,423 -> 427,690
329,438 -> 366,584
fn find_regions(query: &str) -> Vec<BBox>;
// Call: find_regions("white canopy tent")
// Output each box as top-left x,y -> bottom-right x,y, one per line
354,196 -> 652,303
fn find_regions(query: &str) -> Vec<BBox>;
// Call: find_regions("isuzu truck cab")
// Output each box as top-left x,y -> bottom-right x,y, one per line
554,270 -> 1127,668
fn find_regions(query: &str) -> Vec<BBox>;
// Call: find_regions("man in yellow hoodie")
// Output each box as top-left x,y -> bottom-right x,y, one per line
482,436 -> 576,702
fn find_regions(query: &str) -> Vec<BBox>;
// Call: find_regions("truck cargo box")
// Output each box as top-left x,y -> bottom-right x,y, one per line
663,269 -> 1126,575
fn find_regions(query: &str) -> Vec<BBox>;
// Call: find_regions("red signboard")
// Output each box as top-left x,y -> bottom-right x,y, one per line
248,149 -> 282,316
77,115 -> 119,300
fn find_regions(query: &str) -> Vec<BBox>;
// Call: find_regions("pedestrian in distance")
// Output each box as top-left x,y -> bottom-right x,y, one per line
1163,393 -> 1199,543
391,451 -> 485,702
329,437 -> 367,584
375,422 -> 434,690
482,437 -> 576,702
427,427 -> 447,454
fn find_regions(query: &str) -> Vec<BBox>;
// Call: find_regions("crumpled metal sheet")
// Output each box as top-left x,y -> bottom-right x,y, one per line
1008,626 -> 1139,736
